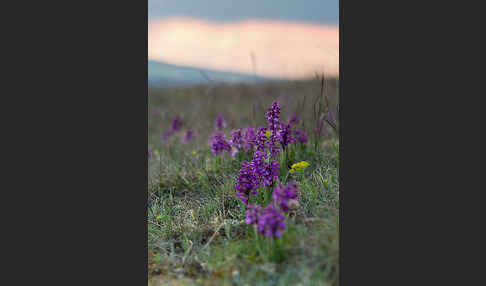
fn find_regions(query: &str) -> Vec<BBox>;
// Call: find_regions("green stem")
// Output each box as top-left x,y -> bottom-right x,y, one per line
283,171 -> 291,185
284,147 -> 289,169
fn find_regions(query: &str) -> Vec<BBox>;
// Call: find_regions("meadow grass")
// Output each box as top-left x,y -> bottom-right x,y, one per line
148,78 -> 339,285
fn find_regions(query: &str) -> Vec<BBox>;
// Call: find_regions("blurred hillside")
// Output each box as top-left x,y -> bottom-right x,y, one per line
148,60 -> 270,88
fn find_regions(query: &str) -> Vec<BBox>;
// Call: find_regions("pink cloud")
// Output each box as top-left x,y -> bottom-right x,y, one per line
148,17 -> 339,79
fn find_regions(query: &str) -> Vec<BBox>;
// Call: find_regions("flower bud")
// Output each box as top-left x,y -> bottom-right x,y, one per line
288,199 -> 299,210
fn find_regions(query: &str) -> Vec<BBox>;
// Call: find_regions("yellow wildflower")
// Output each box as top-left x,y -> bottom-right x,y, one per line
265,130 -> 271,138
192,151 -> 197,155
289,161 -> 310,173
153,149 -> 159,156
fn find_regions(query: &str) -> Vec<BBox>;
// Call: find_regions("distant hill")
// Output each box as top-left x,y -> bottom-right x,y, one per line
148,60 -> 269,87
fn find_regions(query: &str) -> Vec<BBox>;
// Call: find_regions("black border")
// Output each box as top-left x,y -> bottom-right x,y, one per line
10,1 -> 150,285
6,0 -> 150,282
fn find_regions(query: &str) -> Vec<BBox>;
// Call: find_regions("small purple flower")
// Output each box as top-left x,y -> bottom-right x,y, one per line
235,161 -> 258,204
294,128 -> 308,144
267,141 -> 280,159
236,192 -> 249,205
278,122 -> 294,150
289,113 -> 300,125
251,151 -> 279,188
324,109 -> 338,133
265,160 -> 280,187
272,180 -> 299,213
265,101 -> 288,157
266,101 -> 281,132
210,132 -> 231,155
148,148 -> 152,159
325,110 -> 336,124
245,204 -> 261,225
252,150 -> 267,186
230,128 -> 243,150
170,116 -> 183,132
257,204 -> 286,238
243,127 -> 257,151
255,127 -> 268,152
215,114 -> 227,130
161,130 -> 172,141
183,130 -> 193,143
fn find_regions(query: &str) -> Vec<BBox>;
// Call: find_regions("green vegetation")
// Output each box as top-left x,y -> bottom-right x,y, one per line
148,78 -> 339,285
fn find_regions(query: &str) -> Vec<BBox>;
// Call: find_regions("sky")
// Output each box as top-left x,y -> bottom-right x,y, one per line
148,0 -> 338,24
148,0 -> 339,79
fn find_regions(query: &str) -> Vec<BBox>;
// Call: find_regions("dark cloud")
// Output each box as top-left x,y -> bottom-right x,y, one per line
148,0 -> 338,24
